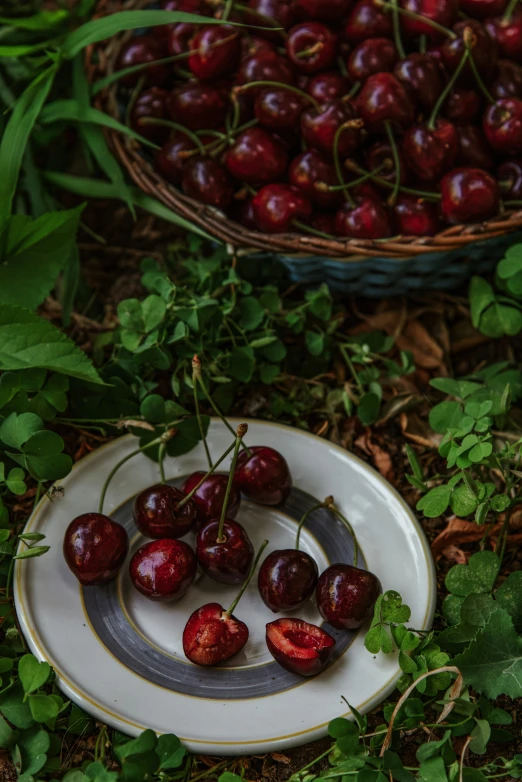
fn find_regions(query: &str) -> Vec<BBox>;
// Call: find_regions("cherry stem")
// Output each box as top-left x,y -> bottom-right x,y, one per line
390,0 -> 406,59
324,496 -> 359,567
235,81 -> 320,111
316,162 -> 387,192
193,357 -> 213,470
222,0 -> 235,21
98,428 -> 177,513
230,1 -> 286,37
295,502 -> 326,550
333,123 -> 357,207
377,0 -> 456,38
344,160 -> 442,200
466,37 -> 495,104
503,0 -> 520,21
177,437 -> 238,508
428,45 -> 469,129
505,200 -> 522,207
125,75 -> 145,128
158,442 -> 167,484
226,538 -> 269,616
181,118 -> 259,159
140,119 -> 206,154
217,424 -> 248,543
419,33 -> 427,53
296,41 -> 324,59
293,220 -> 336,240
346,81 -> 361,99
384,121 -> 401,206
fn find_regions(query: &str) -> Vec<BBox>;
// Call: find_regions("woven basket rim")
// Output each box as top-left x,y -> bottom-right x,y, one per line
86,0 -> 522,261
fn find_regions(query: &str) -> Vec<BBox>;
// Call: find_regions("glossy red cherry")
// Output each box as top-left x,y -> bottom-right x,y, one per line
498,158 -> 522,198
169,83 -> 227,130
231,196 -> 258,228
358,73 -> 415,131
155,135 -> 194,185
266,618 -> 335,676
181,472 -> 241,530
234,445 -> 293,504
335,197 -> 392,239
460,0 -> 507,16
485,10 -> 522,63
64,513 -> 128,586
241,36 -> 276,59
316,563 -> 382,629
399,0 -> 457,42
182,158 -> 235,209
393,194 -> 440,236
483,98 -> 522,153
130,87 -> 169,143
440,167 -> 500,223
258,550 -> 318,611
255,88 -> 306,131
237,52 -> 295,99
294,0 -> 352,20
403,119 -> 458,182
492,60 -> 522,99
366,140 -> 408,185
130,538 -> 196,601
133,484 -> 197,539
343,0 -> 393,43
252,185 -> 313,232
196,519 -> 254,584
443,88 -> 482,123
226,128 -> 288,185
301,99 -> 362,157
286,22 -> 338,73
183,602 -> 249,665
394,53 -> 443,111
244,0 -> 295,40
307,71 -> 350,103
168,22 -> 197,55
116,36 -> 168,87
188,25 -> 242,80
441,21 -> 498,85
289,149 -> 341,208
456,124 -> 494,169
348,38 -> 397,82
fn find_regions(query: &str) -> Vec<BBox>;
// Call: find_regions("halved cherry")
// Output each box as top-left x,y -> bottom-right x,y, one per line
266,618 -> 335,676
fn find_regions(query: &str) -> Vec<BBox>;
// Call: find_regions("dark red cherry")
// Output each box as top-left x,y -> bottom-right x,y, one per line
196,519 -> 254,584
440,167 -> 500,223
366,141 -> 408,185
483,98 -> 522,154
116,36 -> 168,87
394,53 -> 443,111
237,52 -> 295,100
403,119 -> 458,182
301,99 -> 362,157
498,158 -> 522,198
130,87 -> 170,143
294,0 -> 352,20
485,11 -> 522,63
399,0 -> 457,42
393,194 -> 440,236
188,25 -> 242,80
311,212 -> 336,234
242,36 -> 276,59
347,38 -> 397,82
335,197 -> 392,239
316,563 -> 382,629
244,0 -> 295,40
289,149 -> 342,208
443,88 -> 482,123
252,185 -> 313,232
258,550 -> 318,611
181,472 -> 241,530
460,0 -> 507,18
234,446 -> 293,504
358,73 -> 415,132
255,88 -> 306,131
133,484 -> 197,539
155,135 -> 194,185
226,128 -> 288,185
182,158 -> 235,209
168,22 -> 196,55
130,538 -> 196,601
183,602 -> 249,665
307,71 -> 350,103
441,21 -> 497,85
492,60 -> 522,99
64,513 -> 128,586
343,0 -> 393,43
231,196 -> 258,228
456,124 -> 494,169
169,83 -> 227,130
266,618 -> 335,676
286,22 -> 338,73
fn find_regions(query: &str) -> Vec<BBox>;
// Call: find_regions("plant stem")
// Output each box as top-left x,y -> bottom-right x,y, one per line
158,443 -> 167,484
333,123 -> 356,206
193,356 -> 213,470
384,121 -> 401,206
293,220 -> 336,240
390,0 -> 406,58
324,496 -> 359,566
226,538 -> 269,615
177,437 -> 238,508
428,47 -> 470,129
235,80 -> 320,111
139,119 -> 206,153
289,745 -> 334,781
378,0 -> 456,38
344,161 -> 441,200
465,29 -> 495,104
222,0 -> 235,21
503,0 -> 520,21
296,501 -> 326,550
217,424 -> 248,542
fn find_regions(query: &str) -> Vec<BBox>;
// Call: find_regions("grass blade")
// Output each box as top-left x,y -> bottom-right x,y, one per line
0,11 -> 69,29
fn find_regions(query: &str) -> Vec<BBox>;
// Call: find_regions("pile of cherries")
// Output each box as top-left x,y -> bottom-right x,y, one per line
116,0 -> 522,240
63,422 -> 381,675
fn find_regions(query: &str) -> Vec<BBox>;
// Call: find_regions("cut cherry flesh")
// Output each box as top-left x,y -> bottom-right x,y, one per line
129,538 -> 197,601
196,519 -> 254,584
234,445 -> 292,505
266,618 -> 336,676
181,471 -> 241,530
183,602 -> 249,665
133,483 -> 197,539
63,513 -> 128,586
258,549 -> 319,611
316,563 -> 382,629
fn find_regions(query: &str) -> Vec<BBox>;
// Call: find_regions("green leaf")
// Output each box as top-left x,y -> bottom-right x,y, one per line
0,305 -> 103,384
405,444 -> 423,481
380,591 -> 411,623
469,276 -> 496,329
156,734 -> 185,769
140,395 -> 166,423
429,378 -> 481,399
0,413 -> 43,450
469,719 -> 491,754
417,485 -> 451,518
496,571 -> 522,632
67,703 -> 95,736
418,756 -> 448,782
28,695 -> 59,724
23,430 -> 65,457
305,330 -> 325,357
358,392 -> 381,426
416,731 -> 452,762
328,718 -> 358,738
18,726 -> 50,775
0,715 -> 17,748
480,303 -> 522,338
450,484 -> 478,517
445,551 -> 500,597
429,401 -> 464,434
239,297 -> 265,331
497,246 -> 522,279
219,774 -> 243,782
141,296 -> 166,332
0,685 -> 34,729
115,729 -> 157,761
14,546 -> 50,560
365,624 -> 393,654
490,494 -> 510,512
227,347 -> 255,383
18,655 -> 50,695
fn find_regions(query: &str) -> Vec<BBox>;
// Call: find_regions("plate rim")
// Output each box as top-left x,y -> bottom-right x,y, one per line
14,418 -> 437,753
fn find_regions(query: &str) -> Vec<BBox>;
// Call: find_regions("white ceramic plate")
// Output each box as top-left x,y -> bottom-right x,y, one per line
15,419 -> 435,755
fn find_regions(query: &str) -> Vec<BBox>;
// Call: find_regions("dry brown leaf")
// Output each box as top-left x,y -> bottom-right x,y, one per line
354,431 -> 394,482
441,545 -> 468,564
431,512 -> 522,559
400,412 -> 442,449
350,313 -> 445,372
271,753 -> 291,764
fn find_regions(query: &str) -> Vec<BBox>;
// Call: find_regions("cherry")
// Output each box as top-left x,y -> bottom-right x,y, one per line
129,87 -> 170,143
343,0 -> 393,43
358,73 -> 415,132
294,0 -> 352,21
241,36 -> 276,59
335,196 -> 392,238
492,59 -> 522,99
244,0 -> 295,40
460,0 -> 507,17
403,119 -> 458,182
498,158 -> 522,198
266,618 -> 335,676
393,194 -> 441,235
301,100 -> 363,157
155,135 -> 194,185
226,128 -> 288,184
485,10 -> 522,64
286,22 -> 338,74
237,52 -> 295,100
316,563 -> 382,629
441,21 -> 498,85
188,25 -> 242,80
443,88 -> 482,123
64,513 -> 128,586
289,149 -> 342,208
348,38 -> 398,82
394,53 -> 443,111
311,212 -> 336,234
169,83 -> 227,130
258,550 -> 318,611
440,167 -> 500,223
307,71 -> 350,103
483,98 -> 522,153
235,445 -> 293,504
181,472 -> 241,530
231,196 -> 258,228
196,519 -> 254,583
366,140 -> 408,185
182,158 -> 235,209
255,88 -> 307,132
168,22 -> 197,56
129,538 -> 196,601
399,0 -> 457,42
133,484 -> 197,539
456,124 -> 494,169
116,36 -> 168,87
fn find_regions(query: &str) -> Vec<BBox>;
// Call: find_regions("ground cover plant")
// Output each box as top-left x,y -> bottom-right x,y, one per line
0,2 -> 522,782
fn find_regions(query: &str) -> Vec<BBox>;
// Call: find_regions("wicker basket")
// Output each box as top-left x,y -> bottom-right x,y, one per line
86,0 -> 522,296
